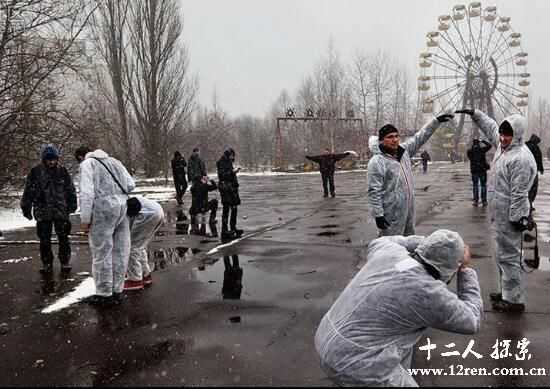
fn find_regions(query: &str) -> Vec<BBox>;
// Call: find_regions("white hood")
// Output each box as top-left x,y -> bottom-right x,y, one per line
85,149 -> 109,160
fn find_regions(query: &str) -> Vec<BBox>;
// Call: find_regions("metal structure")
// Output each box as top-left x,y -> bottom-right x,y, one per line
274,108 -> 364,170
418,2 -> 530,151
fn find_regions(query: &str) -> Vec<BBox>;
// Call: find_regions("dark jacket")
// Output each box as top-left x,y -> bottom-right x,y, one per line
187,154 -> 207,183
526,134 -> 544,174
190,180 -> 217,215
467,140 -> 492,174
420,151 -> 431,162
171,153 -> 187,183
217,155 -> 240,206
306,152 -> 349,174
21,163 -> 77,221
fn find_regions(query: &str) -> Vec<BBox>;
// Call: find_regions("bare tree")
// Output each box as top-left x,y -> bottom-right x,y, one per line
0,0 -> 98,191
125,0 -> 197,177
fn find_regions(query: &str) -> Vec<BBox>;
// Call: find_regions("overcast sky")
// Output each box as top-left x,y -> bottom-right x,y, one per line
180,0 -> 549,118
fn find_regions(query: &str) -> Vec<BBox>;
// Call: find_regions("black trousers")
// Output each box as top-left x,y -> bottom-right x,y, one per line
529,175 -> 539,205
222,205 -> 238,232
321,172 -> 335,196
36,219 -> 71,265
174,179 -> 188,203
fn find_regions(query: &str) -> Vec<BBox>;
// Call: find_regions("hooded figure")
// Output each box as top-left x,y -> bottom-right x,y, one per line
525,134 -> 544,207
125,196 -> 165,290
76,148 -> 135,304
314,230 -> 482,387
21,144 -> 77,273
468,110 -> 537,312
367,116 -> 452,236
171,151 -> 188,205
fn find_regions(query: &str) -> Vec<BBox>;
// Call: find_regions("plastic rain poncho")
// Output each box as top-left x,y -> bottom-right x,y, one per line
79,150 -> 135,296
471,110 -> 537,304
314,230 -> 482,387
127,197 -> 164,281
367,117 -> 444,236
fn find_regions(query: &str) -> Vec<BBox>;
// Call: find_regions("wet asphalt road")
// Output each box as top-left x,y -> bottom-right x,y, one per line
1,162 -> 550,386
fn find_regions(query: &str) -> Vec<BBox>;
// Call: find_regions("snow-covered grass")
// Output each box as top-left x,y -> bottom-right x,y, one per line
0,208 -> 35,231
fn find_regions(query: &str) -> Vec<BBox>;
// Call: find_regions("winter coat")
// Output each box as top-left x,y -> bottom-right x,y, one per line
525,134 -> 544,174
466,140 -> 492,174
171,156 -> 187,183
21,163 -> 77,221
190,180 -> 218,215
217,155 -> 240,206
420,150 -> 431,162
187,154 -> 207,184
315,231 -> 482,387
367,117 -> 442,236
305,153 -> 349,174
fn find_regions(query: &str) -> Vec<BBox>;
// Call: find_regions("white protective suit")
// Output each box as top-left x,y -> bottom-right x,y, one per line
127,197 -> 164,281
315,230 -> 482,387
367,117 -> 444,236
79,149 -> 135,297
471,110 -> 537,304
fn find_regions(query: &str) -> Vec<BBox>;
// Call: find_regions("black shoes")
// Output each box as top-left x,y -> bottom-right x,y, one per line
492,299 -> 525,313
489,292 -> 502,302
84,293 -> 124,307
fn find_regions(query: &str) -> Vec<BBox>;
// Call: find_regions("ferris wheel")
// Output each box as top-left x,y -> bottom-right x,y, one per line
418,2 -> 530,148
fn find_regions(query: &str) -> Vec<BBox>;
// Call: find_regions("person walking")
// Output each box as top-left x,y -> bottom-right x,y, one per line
171,151 -> 187,205
21,144 -> 77,274
466,139 -> 492,207
420,150 -> 431,174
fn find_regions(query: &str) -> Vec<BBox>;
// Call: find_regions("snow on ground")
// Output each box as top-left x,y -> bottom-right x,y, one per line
3,257 -> 32,264
41,277 -> 95,314
0,208 -> 35,231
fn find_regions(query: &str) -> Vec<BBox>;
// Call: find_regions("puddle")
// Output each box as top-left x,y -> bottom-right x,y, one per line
193,254 -> 309,301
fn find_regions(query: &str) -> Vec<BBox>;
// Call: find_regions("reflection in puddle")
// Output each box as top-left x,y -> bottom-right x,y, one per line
316,231 -> 341,237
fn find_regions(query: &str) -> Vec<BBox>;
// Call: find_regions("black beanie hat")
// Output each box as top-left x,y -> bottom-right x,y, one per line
498,121 -> 513,136
379,124 -> 399,141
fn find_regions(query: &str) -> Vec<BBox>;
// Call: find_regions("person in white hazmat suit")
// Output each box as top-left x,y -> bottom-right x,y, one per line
124,196 -> 165,291
75,146 -> 135,305
456,109 -> 537,313
314,230 -> 482,387
367,114 -> 454,236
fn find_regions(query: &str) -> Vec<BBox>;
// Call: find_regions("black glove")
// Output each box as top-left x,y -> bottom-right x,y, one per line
23,210 -> 32,220
455,109 -> 475,116
436,114 -> 454,123
375,216 -> 391,230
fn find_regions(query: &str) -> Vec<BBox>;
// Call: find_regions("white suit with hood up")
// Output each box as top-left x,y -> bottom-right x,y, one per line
314,230 -> 482,387
79,149 -> 135,296
127,196 -> 164,281
471,110 -> 537,304
367,117 -> 444,236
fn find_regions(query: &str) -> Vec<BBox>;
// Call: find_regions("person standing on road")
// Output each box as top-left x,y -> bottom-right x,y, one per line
315,230 -> 481,387
124,196 -> 164,291
189,176 -> 219,236
367,114 -> 454,236
75,146 -> 135,306
420,150 -> 431,174
187,147 -> 207,186
217,148 -> 242,241
525,134 -> 544,211
466,139 -> 492,207
171,151 -> 187,205
21,144 -> 77,274
305,149 -> 354,197
456,109 -> 536,313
